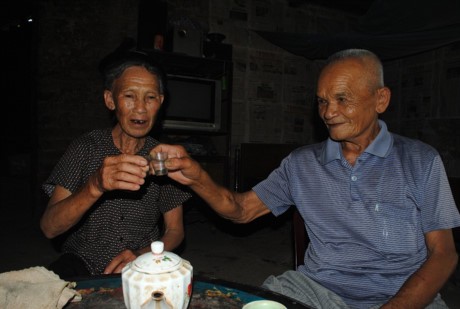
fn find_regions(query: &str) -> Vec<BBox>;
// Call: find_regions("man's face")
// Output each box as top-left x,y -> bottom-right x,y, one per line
104,66 -> 164,139
316,59 -> 387,145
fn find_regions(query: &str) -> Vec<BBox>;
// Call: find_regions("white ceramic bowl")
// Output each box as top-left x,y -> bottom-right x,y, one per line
242,300 -> 287,309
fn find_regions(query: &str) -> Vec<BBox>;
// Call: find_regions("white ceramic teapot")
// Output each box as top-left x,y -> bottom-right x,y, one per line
122,241 -> 193,309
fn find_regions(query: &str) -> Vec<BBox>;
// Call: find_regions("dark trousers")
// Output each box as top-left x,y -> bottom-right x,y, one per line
48,253 -> 90,279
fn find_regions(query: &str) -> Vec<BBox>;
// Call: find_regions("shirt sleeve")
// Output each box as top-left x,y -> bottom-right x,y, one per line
158,180 -> 192,213
253,155 -> 294,217
42,135 -> 93,196
421,154 -> 460,232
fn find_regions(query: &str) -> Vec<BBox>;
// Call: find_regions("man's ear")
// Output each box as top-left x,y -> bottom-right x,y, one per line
376,87 -> 391,114
104,90 -> 116,110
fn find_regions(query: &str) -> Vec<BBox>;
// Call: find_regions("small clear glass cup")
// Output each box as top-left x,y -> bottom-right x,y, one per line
149,152 -> 168,176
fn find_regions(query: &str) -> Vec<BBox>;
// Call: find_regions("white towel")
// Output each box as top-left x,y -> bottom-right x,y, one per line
0,266 -> 81,309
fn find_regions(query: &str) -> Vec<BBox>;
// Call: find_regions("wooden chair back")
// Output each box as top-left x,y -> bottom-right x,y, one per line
293,208 -> 309,269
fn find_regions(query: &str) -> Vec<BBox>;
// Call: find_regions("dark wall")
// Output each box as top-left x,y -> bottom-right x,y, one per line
34,0 -> 139,213
24,0 -> 460,217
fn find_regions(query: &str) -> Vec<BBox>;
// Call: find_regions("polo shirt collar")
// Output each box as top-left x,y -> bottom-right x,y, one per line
319,120 -> 393,165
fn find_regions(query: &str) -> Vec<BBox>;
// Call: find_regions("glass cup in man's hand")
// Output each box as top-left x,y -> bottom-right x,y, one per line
150,152 -> 168,176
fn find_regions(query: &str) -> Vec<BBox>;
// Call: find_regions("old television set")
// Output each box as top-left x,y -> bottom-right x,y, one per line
161,74 -> 223,132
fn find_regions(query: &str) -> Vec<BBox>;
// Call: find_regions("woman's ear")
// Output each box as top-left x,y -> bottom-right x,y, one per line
376,87 -> 391,114
104,90 -> 116,110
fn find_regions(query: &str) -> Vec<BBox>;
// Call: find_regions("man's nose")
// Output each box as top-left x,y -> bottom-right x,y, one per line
321,102 -> 338,120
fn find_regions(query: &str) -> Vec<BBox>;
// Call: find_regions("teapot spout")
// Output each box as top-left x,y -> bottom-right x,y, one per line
142,291 -> 174,309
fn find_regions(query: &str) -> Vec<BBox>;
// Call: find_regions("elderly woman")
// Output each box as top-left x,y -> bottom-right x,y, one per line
41,50 -> 190,278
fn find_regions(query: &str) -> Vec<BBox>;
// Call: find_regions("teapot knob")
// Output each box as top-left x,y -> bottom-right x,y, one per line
151,241 -> 164,254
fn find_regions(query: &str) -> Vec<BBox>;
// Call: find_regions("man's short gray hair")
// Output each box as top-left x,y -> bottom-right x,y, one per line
325,49 -> 384,88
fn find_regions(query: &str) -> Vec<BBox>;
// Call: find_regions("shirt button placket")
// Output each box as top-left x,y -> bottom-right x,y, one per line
350,174 -> 359,201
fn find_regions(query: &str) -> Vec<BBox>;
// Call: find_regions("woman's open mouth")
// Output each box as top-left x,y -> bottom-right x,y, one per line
131,119 -> 147,125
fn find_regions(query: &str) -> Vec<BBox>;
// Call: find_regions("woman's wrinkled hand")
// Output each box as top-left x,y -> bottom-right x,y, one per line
91,154 -> 150,195
103,249 -> 139,274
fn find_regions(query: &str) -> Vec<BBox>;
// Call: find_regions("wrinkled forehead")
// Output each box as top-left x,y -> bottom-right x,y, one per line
119,65 -> 158,80
111,66 -> 161,92
317,58 -> 373,91
320,58 -> 366,79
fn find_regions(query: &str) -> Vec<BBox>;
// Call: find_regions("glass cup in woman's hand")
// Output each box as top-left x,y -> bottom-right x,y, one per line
150,152 -> 168,176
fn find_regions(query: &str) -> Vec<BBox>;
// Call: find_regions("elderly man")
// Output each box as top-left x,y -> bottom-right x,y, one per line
150,49 -> 460,309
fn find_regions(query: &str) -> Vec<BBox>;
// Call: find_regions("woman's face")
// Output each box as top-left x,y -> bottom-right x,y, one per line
104,66 -> 164,139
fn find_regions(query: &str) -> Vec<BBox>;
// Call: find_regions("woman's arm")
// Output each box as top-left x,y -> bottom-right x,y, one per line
40,154 -> 150,238
160,206 -> 184,252
104,205 -> 185,274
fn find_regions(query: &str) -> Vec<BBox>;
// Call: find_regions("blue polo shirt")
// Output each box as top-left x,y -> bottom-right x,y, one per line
253,120 -> 460,308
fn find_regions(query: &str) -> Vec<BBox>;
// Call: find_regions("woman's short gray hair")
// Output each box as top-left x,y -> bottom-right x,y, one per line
99,50 -> 165,94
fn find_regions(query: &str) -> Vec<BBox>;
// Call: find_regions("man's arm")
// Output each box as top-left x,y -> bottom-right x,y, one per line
40,154 -> 150,238
382,229 -> 458,309
150,144 -> 271,223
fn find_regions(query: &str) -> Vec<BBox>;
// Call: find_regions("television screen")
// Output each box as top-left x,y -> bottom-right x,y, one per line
162,75 -> 222,131
166,76 -> 214,122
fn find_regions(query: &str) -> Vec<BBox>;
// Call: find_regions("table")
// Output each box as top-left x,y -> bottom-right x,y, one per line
64,274 -> 312,308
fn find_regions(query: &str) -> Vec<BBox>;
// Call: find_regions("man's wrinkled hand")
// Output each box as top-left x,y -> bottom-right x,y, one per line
149,144 -> 203,185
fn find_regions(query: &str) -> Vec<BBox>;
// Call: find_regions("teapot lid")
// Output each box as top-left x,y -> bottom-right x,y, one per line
131,241 -> 182,274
